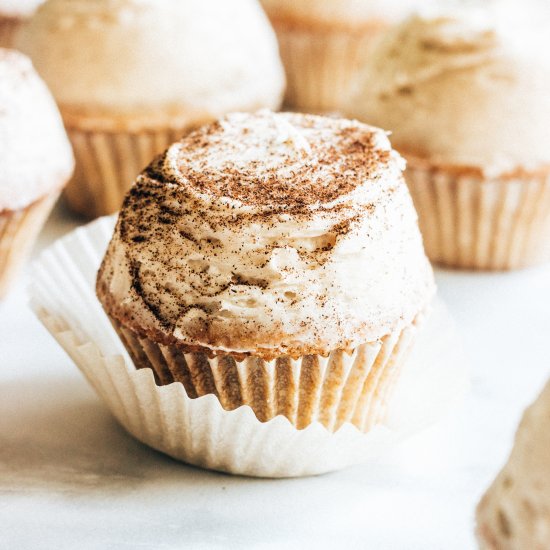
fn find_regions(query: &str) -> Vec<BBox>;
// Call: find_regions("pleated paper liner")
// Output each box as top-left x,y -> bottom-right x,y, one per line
406,157 -> 550,270
0,17 -> 20,48
29,216 -> 468,477
64,126 -> 185,219
0,192 -> 59,298
271,18 -> 387,112
110,315 -> 417,433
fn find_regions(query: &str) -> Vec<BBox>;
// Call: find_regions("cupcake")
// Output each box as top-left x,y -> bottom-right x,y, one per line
0,49 -> 73,297
346,12 -> 550,270
477,379 -> 550,549
0,0 -> 43,48
260,0 -> 423,113
17,0 -> 285,219
96,110 -> 435,432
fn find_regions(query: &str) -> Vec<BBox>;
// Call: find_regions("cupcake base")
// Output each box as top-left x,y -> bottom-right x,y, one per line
64,126 -> 185,219
0,193 -> 59,298
0,17 -> 20,48
270,17 -> 388,112
29,216 -> 467,477
406,157 -> 550,270
110,317 -> 419,433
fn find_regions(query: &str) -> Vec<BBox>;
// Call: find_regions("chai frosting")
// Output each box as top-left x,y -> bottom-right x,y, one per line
346,11 -> 550,176
260,0 -> 428,27
0,0 -> 44,18
97,111 -> 434,358
17,0 -> 285,130
0,49 -> 74,211
477,379 -> 550,549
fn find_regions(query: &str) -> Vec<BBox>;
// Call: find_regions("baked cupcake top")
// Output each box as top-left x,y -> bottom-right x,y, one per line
346,11 -> 550,176
97,111 -> 434,359
260,0 -> 423,28
17,0 -> 285,131
0,0 -> 44,18
0,49 -> 73,211
477,379 -> 550,549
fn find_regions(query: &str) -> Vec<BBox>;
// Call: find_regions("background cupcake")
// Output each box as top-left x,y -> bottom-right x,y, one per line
17,0 -> 285,219
346,11 -> 550,270
96,110 -> 435,433
260,0 -> 426,113
0,0 -> 43,48
477,379 -> 550,549
0,49 -> 73,297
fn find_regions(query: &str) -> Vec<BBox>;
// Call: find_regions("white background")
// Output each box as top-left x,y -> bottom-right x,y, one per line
1,203 -> 549,549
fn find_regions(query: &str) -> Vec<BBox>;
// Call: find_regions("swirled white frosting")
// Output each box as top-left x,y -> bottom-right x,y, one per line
477,379 -> 550,549
346,11 -> 550,175
0,49 -> 74,211
17,0 -> 285,130
97,111 -> 434,358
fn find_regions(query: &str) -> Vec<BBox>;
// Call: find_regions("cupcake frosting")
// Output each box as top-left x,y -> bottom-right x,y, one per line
0,49 -> 74,211
97,111 -> 434,359
261,0 -> 425,27
477,379 -> 550,549
0,0 -> 44,18
17,0 -> 285,130
346,11 -> 550,175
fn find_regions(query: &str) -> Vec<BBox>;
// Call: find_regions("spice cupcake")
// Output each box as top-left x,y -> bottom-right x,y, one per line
346,12 -> 550,270
0,49 -> 73,297
96,110 -> 435,432
0,0 -> 43,48
17,0 -> 285,219
260,0 -> 423,113
477,379 -> 550,549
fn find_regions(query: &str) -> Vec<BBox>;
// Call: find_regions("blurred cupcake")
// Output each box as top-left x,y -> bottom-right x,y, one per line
0,49 -> 73,297
17,0 -> 285,219
0,0 -> 43,48
260,0 -> 422,113
96,110 -> 435,432
477,379 -> 550,549
346,12 -> 550,270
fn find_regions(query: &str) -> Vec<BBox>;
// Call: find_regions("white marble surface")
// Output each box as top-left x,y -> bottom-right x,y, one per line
1,203 -> 549,550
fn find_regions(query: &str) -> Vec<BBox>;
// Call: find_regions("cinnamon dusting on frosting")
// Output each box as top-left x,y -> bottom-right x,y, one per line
166,115 -> 391,209
97,111 -> 434,359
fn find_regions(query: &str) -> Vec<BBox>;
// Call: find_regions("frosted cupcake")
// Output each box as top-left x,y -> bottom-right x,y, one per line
260,0 -> 423,113
346,12 -> 550,270
96,110 -> 435,432
0,49 -> 73,297
477,379 -> 550,549
17,0 -> 285,219
0,0 -> 43,48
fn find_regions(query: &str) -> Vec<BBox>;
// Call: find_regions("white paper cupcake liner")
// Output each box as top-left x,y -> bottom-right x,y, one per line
406,161 -> 550,270
29,216 -> 468,477
109,314 -> 419,433
272,21 -> 387,112
64,126 -> 185,218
